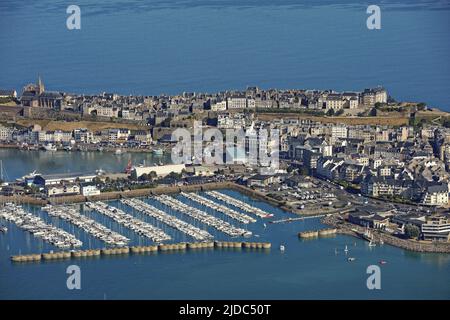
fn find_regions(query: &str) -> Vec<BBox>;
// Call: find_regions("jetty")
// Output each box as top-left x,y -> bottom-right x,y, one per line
154,195 -> 252,237
43,204 -> 129,246
121,198 -> 212,241
270,213 -> 330,224
0,203 -> 82,249
181,192 -> 256,224
205,191 -> 272,218
85,201 -> 171,243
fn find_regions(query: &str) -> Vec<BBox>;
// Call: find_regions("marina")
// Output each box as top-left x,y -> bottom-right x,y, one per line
0,203 -> 82,249
0,189 -> 449,299
120,198 -> 212,241
42,204 -> 129,246
85,201 -> 171,243
155,194 -> 252,237
205,191 -> 273,218
181,192 -> 256,224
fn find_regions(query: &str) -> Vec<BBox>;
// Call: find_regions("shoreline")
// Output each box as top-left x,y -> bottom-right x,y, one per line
0,182 -> 287,206
0,143 -> 170,154
321,215 -> 450,254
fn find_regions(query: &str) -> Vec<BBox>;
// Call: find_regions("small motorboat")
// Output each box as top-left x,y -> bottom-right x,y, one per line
344,245 -> 349,253
379,260 -> 387,265
279,245 -> 285,252
347,257 -> 356,262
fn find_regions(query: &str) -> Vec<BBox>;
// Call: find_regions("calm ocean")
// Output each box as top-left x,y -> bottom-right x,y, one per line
0,0 -> 449,109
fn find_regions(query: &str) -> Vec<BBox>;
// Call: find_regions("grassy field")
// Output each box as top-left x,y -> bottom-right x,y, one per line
15,119 -> 149,131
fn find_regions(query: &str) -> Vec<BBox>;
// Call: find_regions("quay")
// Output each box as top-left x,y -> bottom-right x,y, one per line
10,241 -> 272,263
154,195 -> 252,237
181,192 -> 256,224
43,204 -> 129,246
85,201 -> 171,243
0,182 -> 283,211
121,198 -> 212,241
205,191 -> 272,218
0,203 -> 82,249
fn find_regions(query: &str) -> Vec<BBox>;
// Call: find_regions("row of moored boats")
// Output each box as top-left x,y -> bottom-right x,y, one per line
121,198 -> 212,241
205,191 -> 272,218
42,204 -> 129,246
156,195 -> 252,237
181,192 -> 256,224
85,201 -> 171,243
1,203 -> 82,248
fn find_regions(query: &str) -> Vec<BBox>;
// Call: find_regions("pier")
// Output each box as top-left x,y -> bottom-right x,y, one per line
205,191 -> 272,218
121,198 -> 212,241
10,241 -> 272,263
85,201 -> 171,243
181,192 -> 256,224
0,203 -> 82,249
270,213 -> 330,224
43,204 -> 129,246
154,195 -> 252,237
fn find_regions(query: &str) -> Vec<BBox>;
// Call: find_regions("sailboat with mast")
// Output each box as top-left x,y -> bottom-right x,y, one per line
0,160 -> 8,183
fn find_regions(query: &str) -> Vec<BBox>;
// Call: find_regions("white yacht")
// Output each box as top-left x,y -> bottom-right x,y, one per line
43,143 -> 57,151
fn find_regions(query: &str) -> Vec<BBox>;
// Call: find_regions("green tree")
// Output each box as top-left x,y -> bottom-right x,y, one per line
404,224 -> 420,239
417,102 -> 427,110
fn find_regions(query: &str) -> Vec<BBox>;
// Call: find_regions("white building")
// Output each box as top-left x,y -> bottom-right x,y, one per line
227,97 -> 247,109
74,128 -> 94,143
81,184 -> 101,196
211,100 -> 227,112
421,215 -> 450,241
331,125 -> 348,143
0,125 -> 14,141
422,184 -> 449,206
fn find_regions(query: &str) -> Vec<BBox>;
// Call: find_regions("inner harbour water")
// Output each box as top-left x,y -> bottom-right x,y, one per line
0,189 -> 449,299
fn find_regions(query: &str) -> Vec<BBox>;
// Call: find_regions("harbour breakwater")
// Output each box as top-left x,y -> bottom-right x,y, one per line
298,228 -> 337,239
10,241 -> 272,263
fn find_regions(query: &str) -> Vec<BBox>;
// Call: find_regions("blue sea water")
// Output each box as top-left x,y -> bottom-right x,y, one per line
0,0 -> 449,109
0,189 -> 449,299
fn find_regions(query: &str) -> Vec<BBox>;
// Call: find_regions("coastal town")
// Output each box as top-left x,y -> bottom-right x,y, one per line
0,77 -> 450,256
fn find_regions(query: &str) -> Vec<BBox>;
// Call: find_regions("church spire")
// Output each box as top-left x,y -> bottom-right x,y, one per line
37,75 -> 44,94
